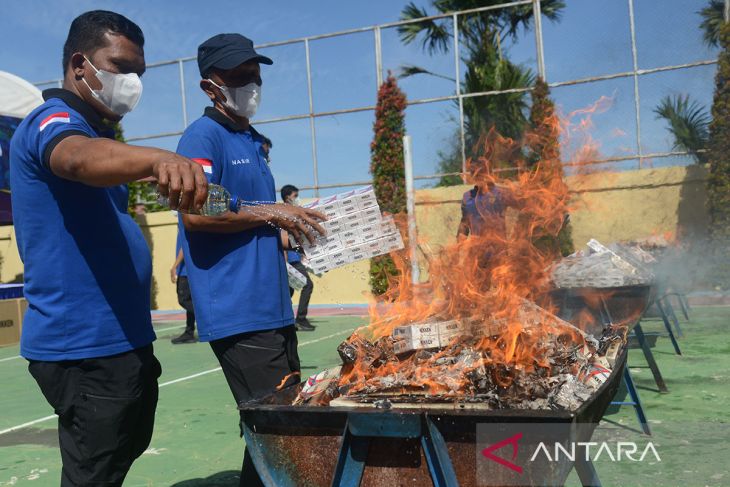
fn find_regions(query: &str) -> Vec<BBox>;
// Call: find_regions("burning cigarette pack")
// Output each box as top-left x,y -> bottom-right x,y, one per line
295,187 -> 404,274
392,335 -> 441,354
392,319 -> 483,354
286,262 -> 307,290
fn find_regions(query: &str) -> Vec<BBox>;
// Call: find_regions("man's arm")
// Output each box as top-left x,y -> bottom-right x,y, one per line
170,248 -> 184,284
281,229 -> 294,251
49,135 -> 208,213
182,204 -> 327,244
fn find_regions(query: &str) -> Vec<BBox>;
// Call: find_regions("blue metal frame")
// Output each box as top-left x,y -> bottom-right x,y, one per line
331,413 -> 459,487
655,299 -> 682,355
612,368 -> 651,435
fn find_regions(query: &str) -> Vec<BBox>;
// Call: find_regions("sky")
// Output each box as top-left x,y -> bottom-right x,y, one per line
0,0 -> 719,198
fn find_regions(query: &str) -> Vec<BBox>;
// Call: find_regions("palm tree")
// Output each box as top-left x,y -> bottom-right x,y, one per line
700,0 -> 724,48
397,0 -> 565,184
654,94 -> 710,163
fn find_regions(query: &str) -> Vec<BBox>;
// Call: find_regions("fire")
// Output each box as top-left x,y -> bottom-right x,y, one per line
327,97 -> 641,404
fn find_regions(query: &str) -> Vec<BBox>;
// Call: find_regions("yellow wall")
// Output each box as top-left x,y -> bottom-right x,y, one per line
0,165 -> 710,309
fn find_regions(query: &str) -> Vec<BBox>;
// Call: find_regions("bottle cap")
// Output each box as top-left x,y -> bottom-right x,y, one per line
229,195 -> 240,213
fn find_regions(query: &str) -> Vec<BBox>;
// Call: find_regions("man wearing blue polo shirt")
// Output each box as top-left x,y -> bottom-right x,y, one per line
177,33 -> 325,486
9,11 -> 208,486
281,184 -> 316,331
457,181 -> 514,238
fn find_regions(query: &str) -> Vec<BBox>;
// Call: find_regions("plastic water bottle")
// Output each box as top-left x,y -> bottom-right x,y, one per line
157,183 -> 239,216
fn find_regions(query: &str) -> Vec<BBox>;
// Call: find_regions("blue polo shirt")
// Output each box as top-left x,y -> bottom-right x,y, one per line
177,107 -> 293,341
461,185 -> 511,236
10,89 -> 154,361
287,250 -> 301,263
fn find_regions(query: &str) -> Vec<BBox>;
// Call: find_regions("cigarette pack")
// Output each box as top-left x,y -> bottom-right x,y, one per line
353,186 -> 378,210
392,323 -> 440,341
316,195 -> 341,219
286,263 -> 308,290
393,336 -> 440,354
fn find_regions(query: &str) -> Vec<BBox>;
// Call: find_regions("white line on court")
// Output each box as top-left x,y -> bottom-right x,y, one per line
0,325 -> 184,366
0,326 -> 357,436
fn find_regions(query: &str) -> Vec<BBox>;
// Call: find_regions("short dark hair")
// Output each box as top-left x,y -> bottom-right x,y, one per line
261,135 -> 273,148
281,184 -> 298,202
62,10 -> 144,72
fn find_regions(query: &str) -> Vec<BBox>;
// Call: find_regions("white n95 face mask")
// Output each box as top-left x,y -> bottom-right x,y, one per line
209,80 -> 261,119
82,57 -> 143,116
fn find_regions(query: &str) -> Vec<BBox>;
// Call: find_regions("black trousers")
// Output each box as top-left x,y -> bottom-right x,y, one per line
176,276 -> 196,333
210,326 -> 301,487
28,345 -> 161,487
288,261 -> 313,319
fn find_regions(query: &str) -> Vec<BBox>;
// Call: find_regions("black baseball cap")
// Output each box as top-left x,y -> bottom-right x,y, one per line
197,33 -> 273,77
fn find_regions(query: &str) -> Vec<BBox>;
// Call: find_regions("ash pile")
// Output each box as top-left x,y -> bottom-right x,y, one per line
293,299 -> 626,411
552,239 -> 655,289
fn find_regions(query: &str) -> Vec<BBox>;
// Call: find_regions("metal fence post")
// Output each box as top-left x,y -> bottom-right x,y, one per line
403,135 -> 420,285
453,14 -> 467,179
304,39 -> 320,197
374,27 -> 383,88
627,0 -> 643,169
532,0 -> 546,80
178,59 -> 188,128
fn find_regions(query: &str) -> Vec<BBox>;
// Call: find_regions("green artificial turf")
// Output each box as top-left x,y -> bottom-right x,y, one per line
0,307 -> 727,486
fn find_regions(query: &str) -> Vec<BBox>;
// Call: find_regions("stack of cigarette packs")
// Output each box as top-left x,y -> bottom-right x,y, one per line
298,186 -> 405,274
391,318 -> 498,355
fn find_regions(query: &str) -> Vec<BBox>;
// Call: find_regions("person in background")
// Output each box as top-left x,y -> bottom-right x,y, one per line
176,33 -> 325,486
260,135 -> 272,163
281,184 -> 316,331
170,230 -> 196,343
457,181 -> 513,238
9,10 -> 207,486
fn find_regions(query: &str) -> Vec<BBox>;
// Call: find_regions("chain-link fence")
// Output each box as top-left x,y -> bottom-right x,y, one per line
35,0 -> 723,197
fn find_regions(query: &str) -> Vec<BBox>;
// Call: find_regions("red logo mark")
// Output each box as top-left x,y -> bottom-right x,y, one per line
481,432 -> 523,474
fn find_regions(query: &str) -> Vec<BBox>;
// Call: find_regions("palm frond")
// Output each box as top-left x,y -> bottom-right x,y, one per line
398,64 -> 456,82
654,94 -> 710,161
699,0 -> 724,48
498,0 -> 566,40
398,2 -> 452,55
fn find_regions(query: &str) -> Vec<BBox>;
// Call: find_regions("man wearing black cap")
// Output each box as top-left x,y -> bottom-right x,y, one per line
176,33 -> 326,485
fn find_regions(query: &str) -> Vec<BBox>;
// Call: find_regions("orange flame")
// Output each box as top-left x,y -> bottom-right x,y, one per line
338,98 -> 636,397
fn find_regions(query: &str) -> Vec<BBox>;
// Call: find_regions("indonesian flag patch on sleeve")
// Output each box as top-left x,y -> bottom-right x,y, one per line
39,112 -> 71,132
191,158 -> 213,174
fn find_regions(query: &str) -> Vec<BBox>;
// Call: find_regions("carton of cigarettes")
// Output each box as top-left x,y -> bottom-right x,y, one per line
336,191 -> 359,215
315,195 -> 341,219
379,216 -> 397,233
393,323 -> 440,341
393,336 -> 440,354
308,255 -> 329,271
286,263 -> 308,290
353,186 -> 378,210
339,228 -> 362,247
